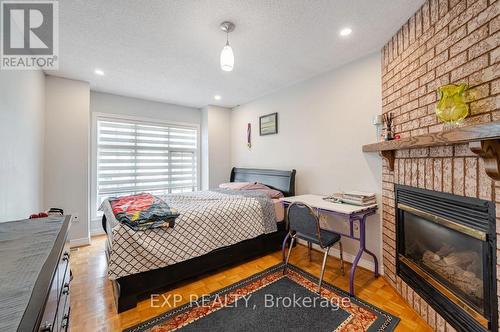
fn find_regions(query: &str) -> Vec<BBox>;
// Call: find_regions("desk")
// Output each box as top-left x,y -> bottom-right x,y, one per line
280,194 -> 378,296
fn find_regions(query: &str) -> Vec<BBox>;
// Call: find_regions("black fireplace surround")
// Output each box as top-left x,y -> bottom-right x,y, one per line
395,185 -> 497,332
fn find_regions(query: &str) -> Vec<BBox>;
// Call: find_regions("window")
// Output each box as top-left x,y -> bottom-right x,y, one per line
93,116 -> 199,216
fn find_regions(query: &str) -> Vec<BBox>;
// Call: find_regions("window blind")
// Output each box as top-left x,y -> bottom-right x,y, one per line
96,118 -> 198,209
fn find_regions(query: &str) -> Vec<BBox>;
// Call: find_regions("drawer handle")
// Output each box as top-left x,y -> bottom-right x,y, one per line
62,282 -> 70,295
61,313 -> 70,328
40,321 -> 52,332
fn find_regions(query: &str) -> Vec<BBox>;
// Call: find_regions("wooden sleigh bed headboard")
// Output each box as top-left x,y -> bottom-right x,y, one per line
230,167 -> 296,197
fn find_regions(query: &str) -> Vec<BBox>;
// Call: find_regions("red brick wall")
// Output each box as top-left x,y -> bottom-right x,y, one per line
381,0 -> 499,330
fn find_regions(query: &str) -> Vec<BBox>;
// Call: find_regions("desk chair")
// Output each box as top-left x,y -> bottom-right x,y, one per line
283,201 -> 345,293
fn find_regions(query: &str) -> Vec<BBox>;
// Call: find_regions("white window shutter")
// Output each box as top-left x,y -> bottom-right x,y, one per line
96,118 -> 198,210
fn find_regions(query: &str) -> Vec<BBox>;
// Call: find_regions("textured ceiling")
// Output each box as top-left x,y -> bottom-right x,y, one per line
52,0 -> 424,108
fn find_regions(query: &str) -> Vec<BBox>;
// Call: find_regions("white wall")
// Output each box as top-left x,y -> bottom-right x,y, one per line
90,91 -> 201,124
201,106 -> 232,189
0,70 -> 45,222
44,76 -> 90,245
231,53 -> 383,270
201,108 -> 210,190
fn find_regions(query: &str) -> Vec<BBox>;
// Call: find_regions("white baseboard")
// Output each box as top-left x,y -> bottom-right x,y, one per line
296,239 -> 377,273
90,217 -> 105,236
70,236 -> 90,248
91,228 -> 106,236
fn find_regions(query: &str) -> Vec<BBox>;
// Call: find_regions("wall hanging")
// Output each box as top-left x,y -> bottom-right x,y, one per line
247,123 -> 251,148
259,113 -> 278,136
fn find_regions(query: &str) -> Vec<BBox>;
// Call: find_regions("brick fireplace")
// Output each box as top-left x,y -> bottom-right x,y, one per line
380,0 -> 499,330
395,185 -> 496,330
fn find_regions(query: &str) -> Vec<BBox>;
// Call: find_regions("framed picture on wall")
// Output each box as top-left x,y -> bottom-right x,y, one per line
259,112 -> 278,136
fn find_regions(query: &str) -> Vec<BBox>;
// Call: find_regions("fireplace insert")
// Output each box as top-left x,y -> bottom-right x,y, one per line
395,185 -> 497,331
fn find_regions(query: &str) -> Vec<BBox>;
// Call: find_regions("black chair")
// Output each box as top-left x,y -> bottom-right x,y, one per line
283,201 -> 345,293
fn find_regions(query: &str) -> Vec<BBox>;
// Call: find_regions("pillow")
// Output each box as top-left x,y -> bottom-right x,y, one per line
219,182 -> 253,190
219,182 -> 284,199
241,183 -> 284,199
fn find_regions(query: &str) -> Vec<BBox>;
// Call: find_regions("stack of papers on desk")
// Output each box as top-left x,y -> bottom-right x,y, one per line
331,191 -> 376,206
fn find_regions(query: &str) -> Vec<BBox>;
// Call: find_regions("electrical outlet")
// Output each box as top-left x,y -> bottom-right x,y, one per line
71,214 -> 79,223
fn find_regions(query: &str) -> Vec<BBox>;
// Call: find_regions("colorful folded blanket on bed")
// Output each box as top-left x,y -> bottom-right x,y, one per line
109,193 -> 179,231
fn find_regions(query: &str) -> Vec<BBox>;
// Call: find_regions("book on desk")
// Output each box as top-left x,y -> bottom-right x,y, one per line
323,191 -> 376,206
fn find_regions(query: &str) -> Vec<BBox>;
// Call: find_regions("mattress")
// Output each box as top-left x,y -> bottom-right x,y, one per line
273,198 -> 285,222
102,190 -> 279,279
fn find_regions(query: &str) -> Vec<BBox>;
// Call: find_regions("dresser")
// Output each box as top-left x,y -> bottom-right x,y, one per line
0,215 -> 72,332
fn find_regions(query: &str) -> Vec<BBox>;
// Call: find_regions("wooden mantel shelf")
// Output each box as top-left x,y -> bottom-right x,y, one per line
362,120 -> 500,180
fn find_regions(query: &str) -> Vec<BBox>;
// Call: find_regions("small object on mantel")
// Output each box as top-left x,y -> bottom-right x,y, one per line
372,115 -> 384,141
361,120 -> 500,180
394,133 -> 401,140
383,112 -> 394,141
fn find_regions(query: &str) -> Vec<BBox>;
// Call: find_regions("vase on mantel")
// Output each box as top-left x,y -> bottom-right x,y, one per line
435,83 -> 469,130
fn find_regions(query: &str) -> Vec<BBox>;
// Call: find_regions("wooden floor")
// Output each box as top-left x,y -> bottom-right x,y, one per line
71,235 -> 431,331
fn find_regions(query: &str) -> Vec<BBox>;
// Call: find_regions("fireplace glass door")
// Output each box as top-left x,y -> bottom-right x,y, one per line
396,184 -> 496,331
402,209 -> 485,314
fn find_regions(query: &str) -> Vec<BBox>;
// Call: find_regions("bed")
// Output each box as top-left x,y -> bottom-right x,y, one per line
101,167 -> 296,312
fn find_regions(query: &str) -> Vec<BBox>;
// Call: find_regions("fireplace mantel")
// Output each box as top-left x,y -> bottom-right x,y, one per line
362,120 -> 500,180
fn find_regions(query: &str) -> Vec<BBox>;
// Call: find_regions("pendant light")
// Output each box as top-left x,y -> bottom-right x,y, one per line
220,21 -> 235,72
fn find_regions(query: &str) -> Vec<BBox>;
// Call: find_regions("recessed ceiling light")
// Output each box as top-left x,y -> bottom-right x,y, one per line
339,28 -> 352,37
214,95 -> 222,100
94,69 -> 104,76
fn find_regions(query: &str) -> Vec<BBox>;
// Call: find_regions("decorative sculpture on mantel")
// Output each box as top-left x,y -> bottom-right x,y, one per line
435,83 -> 469,129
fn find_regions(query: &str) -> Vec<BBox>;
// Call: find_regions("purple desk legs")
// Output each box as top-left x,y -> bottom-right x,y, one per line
348,213 -> 379,296
280,202 -> 378,297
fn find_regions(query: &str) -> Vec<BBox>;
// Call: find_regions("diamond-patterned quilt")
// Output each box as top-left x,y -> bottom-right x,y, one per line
101,190 -> 278,280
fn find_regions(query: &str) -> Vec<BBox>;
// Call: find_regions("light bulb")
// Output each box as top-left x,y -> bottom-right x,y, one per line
220,44 -> 234,72
339,28 -> 352,37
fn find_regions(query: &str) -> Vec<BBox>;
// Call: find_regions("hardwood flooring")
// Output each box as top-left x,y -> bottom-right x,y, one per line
71,235 -> 431,331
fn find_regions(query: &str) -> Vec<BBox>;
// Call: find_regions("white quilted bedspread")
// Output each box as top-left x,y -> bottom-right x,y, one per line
101,190 -> 277,279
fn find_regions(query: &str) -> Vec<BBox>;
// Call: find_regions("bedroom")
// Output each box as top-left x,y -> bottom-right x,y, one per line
0,0 -> 499,331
